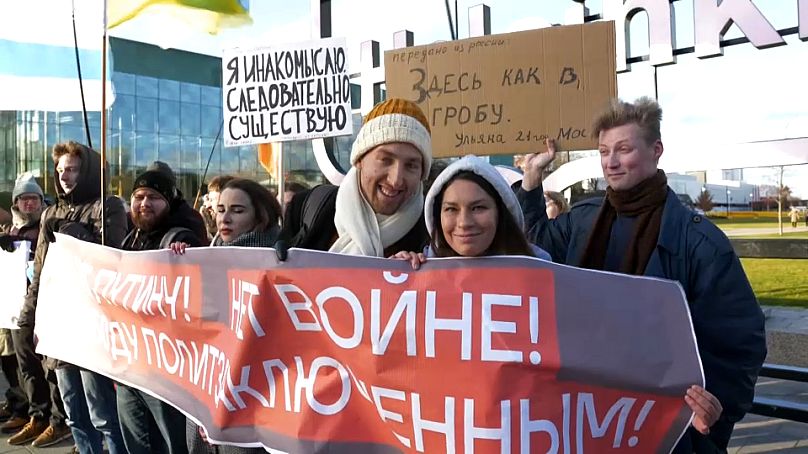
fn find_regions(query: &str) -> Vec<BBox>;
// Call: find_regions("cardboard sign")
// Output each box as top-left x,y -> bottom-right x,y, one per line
384,23 -> 617,158
223,37 -> 353,147
36,235 -> 701,453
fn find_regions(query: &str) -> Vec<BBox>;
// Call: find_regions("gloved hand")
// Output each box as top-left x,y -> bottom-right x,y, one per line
43,218 -> 93,243
0,234 -> 22,252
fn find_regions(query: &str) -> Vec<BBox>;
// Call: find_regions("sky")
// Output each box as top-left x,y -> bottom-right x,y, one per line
49,0 -> 808,197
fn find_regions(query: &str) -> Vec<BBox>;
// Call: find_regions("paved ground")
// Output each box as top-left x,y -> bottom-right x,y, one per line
725,225 -> 808,237
0,306 -> 805,453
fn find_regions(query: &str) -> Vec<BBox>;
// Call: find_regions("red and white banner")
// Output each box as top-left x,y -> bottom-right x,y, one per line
36,234 -> 703,453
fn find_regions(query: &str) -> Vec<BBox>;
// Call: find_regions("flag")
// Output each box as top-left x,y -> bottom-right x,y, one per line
257,142 -> 278,179
108,0 -> 252,35
0,0 -> 113,112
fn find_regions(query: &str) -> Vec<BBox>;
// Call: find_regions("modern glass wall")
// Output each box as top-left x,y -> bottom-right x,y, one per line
0,37 -> 332,202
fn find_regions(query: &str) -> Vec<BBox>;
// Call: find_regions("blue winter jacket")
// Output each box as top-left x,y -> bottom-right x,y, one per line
518,184 -> 766,451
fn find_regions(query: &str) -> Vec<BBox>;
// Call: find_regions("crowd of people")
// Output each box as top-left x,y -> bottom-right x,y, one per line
0,96 -> 765,453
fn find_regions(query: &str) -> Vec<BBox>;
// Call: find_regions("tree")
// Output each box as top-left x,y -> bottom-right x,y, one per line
695,190 -> 714,212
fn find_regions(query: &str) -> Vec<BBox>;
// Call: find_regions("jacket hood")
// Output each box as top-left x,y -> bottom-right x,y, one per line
424,155 -> 524,236
53,143 -> 106,205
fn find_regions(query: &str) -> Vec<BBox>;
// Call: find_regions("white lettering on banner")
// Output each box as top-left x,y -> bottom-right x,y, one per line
371,385 -> 411,448
412,393 -> 456,454
88,268 -> 192,322
262,359 -> 292,411
464,399 -> 511,454
293,356 -> 351,416
277,281 -> 541,363
230,279 -> 265,340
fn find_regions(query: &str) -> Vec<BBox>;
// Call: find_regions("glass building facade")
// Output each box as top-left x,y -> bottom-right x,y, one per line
0,37 -> 352,202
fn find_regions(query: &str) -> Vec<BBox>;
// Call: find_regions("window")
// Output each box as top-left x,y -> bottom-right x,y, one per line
136,75 -> 159,99
159,79 -> 181,101
180,82 -> 200,104
180,103 -> 200,136
158,100 -> 180,134
136,98 -> 158,132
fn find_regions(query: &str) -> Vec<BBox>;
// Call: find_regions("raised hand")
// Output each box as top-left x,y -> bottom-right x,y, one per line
521,138 -> 557,191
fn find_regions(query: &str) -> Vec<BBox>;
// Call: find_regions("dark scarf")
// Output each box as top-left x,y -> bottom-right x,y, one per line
219,225 -> 280,248
580,170 -> 668,275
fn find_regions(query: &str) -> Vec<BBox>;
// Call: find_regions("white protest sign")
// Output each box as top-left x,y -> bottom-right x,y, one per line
0,241 -> 29,329
222,37 -> 352,146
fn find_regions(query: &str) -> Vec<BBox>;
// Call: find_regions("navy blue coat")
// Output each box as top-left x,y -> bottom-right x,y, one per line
518,185 -> 766,451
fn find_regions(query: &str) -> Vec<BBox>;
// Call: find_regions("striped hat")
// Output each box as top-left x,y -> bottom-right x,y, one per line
350,98 -> 432,179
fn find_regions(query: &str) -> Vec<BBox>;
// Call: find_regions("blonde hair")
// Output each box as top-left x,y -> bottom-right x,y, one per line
591,97 -> 662,145
544,191 -> 570,214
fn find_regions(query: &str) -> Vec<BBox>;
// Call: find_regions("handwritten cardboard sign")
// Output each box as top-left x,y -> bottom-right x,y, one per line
384,22 -> 617,157
222,37 -> 353,147
35,235 -> 701,453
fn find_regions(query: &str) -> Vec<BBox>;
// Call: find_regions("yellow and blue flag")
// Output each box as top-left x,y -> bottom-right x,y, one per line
108,0 -> 252,34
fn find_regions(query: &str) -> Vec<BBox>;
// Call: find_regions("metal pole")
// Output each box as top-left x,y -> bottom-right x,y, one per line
778,166 -> 784,235
72,0 -> 93,148
100,0 -> 108,246
193,122 -> 224,210
276,143 -> 284,210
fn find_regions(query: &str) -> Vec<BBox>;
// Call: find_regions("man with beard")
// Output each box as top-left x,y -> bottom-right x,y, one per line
0,174 -> 43,434
117,168 -> 204,454
11,141 -> 128,450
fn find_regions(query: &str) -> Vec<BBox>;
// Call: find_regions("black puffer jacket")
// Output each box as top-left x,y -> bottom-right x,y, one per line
18,144 -> 127,328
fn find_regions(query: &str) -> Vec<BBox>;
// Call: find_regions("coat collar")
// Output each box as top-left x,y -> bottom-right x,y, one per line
656,188 -> 686,255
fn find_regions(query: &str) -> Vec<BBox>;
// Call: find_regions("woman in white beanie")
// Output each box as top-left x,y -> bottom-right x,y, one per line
393,155 -> 549,268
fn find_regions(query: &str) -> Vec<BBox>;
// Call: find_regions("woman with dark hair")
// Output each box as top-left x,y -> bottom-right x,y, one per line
393,155 -> 550,267
170,178 -> 282,453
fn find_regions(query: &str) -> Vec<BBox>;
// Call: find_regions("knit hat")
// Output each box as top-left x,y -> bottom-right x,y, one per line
350,98 -> 432,178
424,155 -> 525,236
12,173 -> 44,203
146,160 -> 177,185
132,170 -> 176,203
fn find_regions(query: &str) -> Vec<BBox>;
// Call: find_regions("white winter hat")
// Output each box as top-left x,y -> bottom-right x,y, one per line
424,155 -> 524,236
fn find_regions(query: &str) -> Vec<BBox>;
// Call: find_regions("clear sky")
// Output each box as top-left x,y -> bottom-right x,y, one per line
91,1 -> 808,197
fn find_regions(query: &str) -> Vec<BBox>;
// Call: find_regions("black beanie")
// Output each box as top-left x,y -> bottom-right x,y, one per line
132,170 -> 176,202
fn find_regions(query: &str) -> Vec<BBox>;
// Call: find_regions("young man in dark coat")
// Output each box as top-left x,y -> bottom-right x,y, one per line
518,98 -> 766,453
117,167 -> 205,454
11,141 -> 128,449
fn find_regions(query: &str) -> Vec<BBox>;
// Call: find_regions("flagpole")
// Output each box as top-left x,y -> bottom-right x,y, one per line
100,0 -> 108,246
277,143 -> 284,209
72,0 -> 93,148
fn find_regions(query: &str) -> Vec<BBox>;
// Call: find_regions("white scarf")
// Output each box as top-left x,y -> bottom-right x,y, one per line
329,167 -> 423,257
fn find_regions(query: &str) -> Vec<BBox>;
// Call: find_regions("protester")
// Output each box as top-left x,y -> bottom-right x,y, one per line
544,191 -> 569,219
0,174 -> 43,434
117,167 -> 205,454
171,178 -> 282,454
147,161 -> 208,242
200,175 -> 235,241
517,97 -> 766,452
790,206 -> 799,228
282,181 -> 309,206
12,141 -> 128,449
393,155 -> 550,268
279,99 -> 431,256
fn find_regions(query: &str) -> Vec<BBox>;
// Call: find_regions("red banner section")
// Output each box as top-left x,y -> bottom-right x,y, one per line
35,235 -> 702,453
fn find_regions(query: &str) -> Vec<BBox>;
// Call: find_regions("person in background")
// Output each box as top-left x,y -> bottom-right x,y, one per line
517,98 -> 765,452
170,178 -> 282,454
283,181 -> 309,207
200,175 -> 235,241
0,174 -> 44,435
543,191 -> 570,220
